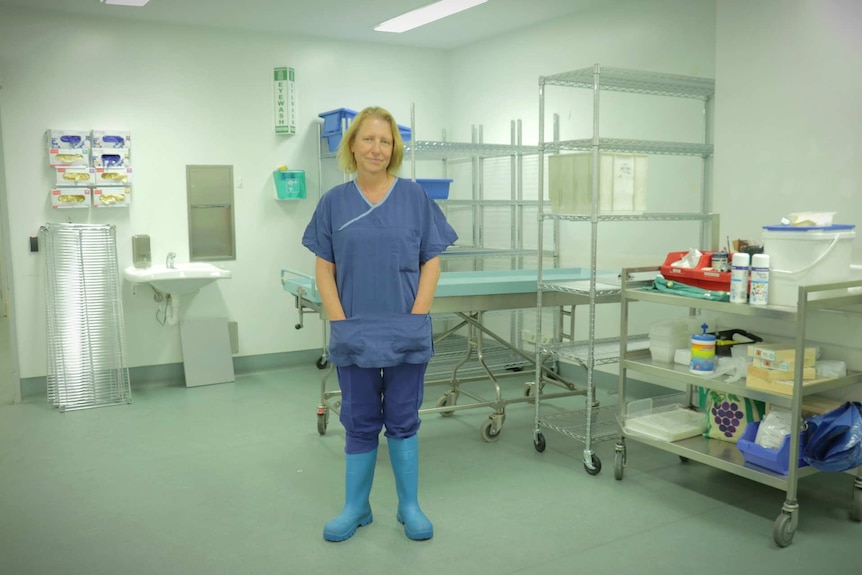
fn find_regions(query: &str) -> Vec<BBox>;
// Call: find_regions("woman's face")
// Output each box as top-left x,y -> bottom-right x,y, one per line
350,117 -> 394,177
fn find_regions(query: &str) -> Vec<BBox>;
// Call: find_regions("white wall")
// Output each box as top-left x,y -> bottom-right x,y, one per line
444,0 -> 717,341
0,6 -> 450,380
715,0 -> 862,248
713,0 -> 862,393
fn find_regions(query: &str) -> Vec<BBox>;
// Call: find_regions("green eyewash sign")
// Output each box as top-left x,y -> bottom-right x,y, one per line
273,67 -> 296,135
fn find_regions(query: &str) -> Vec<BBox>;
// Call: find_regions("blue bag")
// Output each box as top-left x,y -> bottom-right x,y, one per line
801,402 -> 862,472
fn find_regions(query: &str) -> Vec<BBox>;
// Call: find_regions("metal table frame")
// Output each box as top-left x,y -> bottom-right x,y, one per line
282,267 -> 609,441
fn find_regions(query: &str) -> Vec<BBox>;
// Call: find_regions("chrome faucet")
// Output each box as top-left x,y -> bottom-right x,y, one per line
166,252 -> 176,269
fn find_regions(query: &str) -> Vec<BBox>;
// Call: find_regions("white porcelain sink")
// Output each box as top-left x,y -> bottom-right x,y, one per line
124,262 -> 232,295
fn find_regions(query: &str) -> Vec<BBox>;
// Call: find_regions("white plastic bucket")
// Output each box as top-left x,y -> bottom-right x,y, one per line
761,225 -> 856,306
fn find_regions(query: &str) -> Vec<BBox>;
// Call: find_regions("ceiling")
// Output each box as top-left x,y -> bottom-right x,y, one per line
0,0 -> 599,50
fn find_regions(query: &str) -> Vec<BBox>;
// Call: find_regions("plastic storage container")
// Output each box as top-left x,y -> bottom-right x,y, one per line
319,108 -> 357,134
761,224 -> 856,306
624,399 -> 706,442
736,421 -> 807,475
648,319 -> 690,363
660,250 -> 731,292
416,178 -> 452,200
273,169 -> 306,200
548,152 -> 647,214
318,108 -> 413,152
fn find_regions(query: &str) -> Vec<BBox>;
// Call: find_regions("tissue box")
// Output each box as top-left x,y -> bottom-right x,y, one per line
660,250 -> 730,292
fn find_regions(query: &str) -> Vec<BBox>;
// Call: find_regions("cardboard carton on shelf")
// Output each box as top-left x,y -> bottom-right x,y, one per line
745,373 -> 834,396
747,364 -> 817,381
748,343 -> 816,364
752,356 -> 814,371
801,396 -> 844,418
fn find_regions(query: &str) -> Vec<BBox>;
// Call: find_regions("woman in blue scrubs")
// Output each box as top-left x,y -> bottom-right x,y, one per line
303,106 -> 457,542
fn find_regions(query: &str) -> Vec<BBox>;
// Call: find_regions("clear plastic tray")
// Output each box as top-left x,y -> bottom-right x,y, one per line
624,401 -> 706,442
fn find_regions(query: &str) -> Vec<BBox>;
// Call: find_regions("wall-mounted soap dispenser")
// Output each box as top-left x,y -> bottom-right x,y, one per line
132,234 -> 151,268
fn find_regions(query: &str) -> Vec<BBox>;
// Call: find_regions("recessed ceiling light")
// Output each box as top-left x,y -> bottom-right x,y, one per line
375,0 -> 488,34
101,0 -> 151,7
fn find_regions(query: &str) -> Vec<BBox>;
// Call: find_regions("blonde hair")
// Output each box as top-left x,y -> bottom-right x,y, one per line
337,106 -> 404,175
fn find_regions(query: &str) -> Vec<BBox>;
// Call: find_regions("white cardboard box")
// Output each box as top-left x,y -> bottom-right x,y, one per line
91,147 -> 131,168
50,188 -> 91,208
95,167 -> 133,186
92,130 -> 131,149
92,187 -> 131,208
549,152 -> 647,214
48,148 -> 90,167
55,167 -> 95,187
46,129 -> 91,150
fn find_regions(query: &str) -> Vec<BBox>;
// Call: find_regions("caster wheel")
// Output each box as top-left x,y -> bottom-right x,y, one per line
584,453 -> 602,476
481,418 -> 502,443
679,456 -> 690,463
524,383 -> 533,397
316,410 -> 329,435
614,450 -> 624,480
534,433 -> 546,453
315,356 -> 329,370
773,513 -> 796,547
851,481 -> 862,522
436,393 -> 457,417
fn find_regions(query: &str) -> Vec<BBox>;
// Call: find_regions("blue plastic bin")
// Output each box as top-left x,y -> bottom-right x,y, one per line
323,132 -> 345,153
398,124 -> 412,143
416,178 -> 452,200
736,421 -> 807,475
319,109 -> 412,152
319,108 -> 357,135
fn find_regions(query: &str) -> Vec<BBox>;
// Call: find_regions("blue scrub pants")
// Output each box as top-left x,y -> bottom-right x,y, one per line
336,362 -> 427,454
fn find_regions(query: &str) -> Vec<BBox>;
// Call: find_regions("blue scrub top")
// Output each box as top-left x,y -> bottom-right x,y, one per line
302,177 -> 458,368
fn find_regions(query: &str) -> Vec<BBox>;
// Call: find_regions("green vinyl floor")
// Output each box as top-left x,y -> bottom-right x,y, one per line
1,362 -> 860,575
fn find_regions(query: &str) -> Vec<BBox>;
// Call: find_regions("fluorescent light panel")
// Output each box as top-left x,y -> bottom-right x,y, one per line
375,0 -> 488,33
101,0 -> 151,6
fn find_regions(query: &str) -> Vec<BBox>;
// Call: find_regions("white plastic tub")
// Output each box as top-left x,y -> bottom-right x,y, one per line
761,225 -> 856,306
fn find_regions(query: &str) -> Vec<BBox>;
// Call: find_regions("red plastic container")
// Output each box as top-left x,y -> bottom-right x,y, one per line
660,251 -> 731,292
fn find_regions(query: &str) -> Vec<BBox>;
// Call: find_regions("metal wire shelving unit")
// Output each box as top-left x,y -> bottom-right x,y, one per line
41,222 -> 131,412
532,64 -> 717,474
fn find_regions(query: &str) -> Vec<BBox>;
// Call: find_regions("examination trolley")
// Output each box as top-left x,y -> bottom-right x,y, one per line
282,267 -> 621,441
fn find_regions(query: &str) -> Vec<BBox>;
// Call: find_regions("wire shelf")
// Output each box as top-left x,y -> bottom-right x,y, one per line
405,140 -> 539,160
543,335 -> 650,366
547,138 -> 713,157
539,279 -> 622,297
541,67 -> 715,100
426,334 -> 531,383
541,211 -> 714,222
539,404 -> 619,443
323,140 -> 539,161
